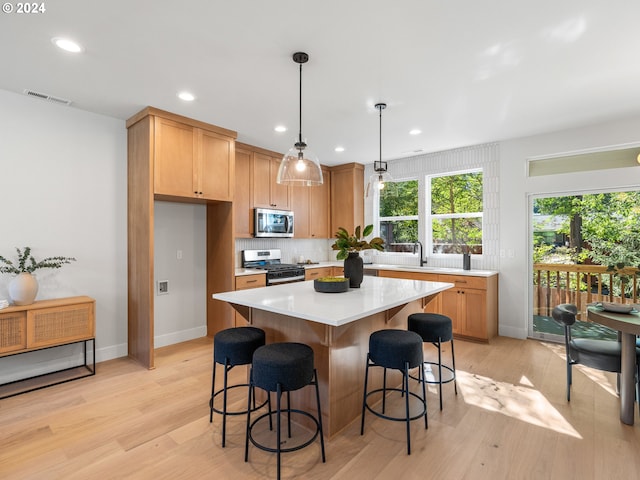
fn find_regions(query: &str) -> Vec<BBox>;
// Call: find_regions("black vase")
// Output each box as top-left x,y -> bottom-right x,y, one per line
344,252 -> 364,288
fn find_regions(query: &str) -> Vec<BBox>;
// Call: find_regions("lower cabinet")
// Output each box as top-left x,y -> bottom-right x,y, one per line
234,274 -> 266,326
305,267 -> 333,280
378,270 -> 441,313
379,270 -> 498,342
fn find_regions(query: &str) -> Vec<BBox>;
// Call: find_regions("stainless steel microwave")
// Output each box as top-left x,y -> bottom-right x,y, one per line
254,208 -> 294,238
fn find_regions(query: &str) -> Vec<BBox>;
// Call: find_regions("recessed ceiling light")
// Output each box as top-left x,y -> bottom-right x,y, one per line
177,91 -> 195,101
52,37 -> 84,53
334,146 -> 345,152
409,129 -> 422,135
274,125 -> 287,133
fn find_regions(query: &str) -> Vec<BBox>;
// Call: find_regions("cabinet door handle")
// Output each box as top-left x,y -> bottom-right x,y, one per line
246,279 -> 257,284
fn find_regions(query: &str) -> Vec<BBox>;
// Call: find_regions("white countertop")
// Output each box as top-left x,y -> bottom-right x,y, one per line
235,262 -> 497,278
213,276 -> 453,327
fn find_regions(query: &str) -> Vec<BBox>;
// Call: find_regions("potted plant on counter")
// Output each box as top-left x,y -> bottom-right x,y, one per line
0,247 -> 76,305
331,225 -> 384,288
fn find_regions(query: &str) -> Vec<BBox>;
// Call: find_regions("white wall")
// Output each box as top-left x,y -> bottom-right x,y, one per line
499,115 -> 640,339
154,202 -> 207,346
0,90 -> 211,384
0,89 -> 127,381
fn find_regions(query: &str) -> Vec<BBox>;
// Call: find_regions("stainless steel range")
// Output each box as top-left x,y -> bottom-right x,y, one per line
242,249 -> 306,285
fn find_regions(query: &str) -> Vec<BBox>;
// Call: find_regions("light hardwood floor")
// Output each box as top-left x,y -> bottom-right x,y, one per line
1,336 -> 639,479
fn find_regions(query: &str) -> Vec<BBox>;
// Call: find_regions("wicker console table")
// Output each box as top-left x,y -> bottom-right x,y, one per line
0,296 -> 95,399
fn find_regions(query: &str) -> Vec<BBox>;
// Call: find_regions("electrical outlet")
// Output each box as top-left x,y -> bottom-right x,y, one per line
157,280 -> 169,295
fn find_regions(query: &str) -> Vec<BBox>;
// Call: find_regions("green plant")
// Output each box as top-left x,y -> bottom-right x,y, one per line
331,225 -> 384,260
0,247 -> 76,274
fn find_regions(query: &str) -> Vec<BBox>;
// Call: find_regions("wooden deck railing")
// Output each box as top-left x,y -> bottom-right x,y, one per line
533,263 -> 639,320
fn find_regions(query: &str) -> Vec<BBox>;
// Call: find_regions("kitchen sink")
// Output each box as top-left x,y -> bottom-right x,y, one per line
396,265 -> 440,271
395,265 -> 465,273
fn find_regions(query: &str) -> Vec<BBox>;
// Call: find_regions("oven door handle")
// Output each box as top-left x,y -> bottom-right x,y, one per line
268,274 -> 305,285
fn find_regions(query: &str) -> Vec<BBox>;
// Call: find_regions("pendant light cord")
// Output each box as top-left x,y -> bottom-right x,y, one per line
298,62 -> 303,147
379,104 -> 382,164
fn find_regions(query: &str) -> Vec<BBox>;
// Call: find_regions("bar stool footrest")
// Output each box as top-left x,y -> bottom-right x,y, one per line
409,361 -> 456,385
363,387 -> 427,422
210,383 -> 268,416
248,409 -> 322,454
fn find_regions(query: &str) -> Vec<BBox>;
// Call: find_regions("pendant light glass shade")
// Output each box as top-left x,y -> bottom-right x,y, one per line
277,52 -> 323,186
278,145 -> 323,185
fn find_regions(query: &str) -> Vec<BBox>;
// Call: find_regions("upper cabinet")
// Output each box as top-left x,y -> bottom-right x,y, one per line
253,152 -> 290,209
292,165 -> 331,238
126,107 -> 238,369
234,147 -> 253,238
330,163 -> 364,234
236,143 -> 332,239
130,108 -> 235,203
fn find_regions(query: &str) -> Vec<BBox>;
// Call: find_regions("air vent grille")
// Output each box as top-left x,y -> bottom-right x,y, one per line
23,89 -> 72,106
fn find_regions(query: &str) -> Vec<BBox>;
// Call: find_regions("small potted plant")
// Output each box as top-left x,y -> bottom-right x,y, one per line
331,225 -> 384,288
0,247 -> 76,305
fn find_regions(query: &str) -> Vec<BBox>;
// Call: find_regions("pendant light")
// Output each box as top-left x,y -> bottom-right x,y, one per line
277,52 -> 323,186
366,102 -> 393,196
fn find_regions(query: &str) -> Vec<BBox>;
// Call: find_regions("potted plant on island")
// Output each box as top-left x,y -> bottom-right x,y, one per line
0,247 -> 76,305
331,225 -> 384,288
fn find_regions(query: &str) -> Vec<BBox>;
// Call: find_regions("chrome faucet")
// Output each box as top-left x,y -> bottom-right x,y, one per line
414,241 -> 426,266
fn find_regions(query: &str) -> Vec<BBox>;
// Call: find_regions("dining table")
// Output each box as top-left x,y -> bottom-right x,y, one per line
587,306 -> 640,425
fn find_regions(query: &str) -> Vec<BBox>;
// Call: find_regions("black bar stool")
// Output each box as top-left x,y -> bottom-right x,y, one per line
408,313 -> 458,410
209,326 -> 266,447
245,342 -> 325,480
360,329 -> 427,455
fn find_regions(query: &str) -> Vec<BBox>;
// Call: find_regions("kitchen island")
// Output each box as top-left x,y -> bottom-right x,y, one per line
212,276 -> 453,437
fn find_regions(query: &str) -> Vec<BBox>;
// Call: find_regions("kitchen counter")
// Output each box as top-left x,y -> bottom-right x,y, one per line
236,262 -> 498,278
212,276 -> 452,437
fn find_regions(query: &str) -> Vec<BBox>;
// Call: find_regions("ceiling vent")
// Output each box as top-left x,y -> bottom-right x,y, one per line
23,89 -> 72,106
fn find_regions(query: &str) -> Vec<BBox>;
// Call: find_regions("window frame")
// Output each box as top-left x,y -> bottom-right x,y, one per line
425,168 -> 484,258
374,177 -> 419,255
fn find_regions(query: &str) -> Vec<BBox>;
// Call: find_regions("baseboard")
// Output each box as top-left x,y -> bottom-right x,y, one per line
154,326 -> 208,349
498,324 -> 528,339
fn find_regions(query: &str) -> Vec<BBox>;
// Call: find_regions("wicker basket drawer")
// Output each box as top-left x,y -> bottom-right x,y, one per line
27,302 -> 95,349
0,311 -> 27,355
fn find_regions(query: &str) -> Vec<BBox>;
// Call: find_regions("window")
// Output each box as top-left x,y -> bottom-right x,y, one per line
378,179 -> 418,252
428,170 -> 483,255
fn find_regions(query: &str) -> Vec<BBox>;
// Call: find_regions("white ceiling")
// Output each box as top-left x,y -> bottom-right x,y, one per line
2,0 -> 640,166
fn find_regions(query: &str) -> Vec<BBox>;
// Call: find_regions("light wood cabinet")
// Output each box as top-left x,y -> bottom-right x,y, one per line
305,267 -> 332,280
0,296 -> 95,356
234,147 -> 253,238
127,107 -> 237,368
154,116 -> 234,202
292,166 -> 331,238
438,274 -> 497,341
378,270 -> 498,341
0,296 -> 96,398
253,152 -> 290,209
330,163 -> 364,234
234,274 -> 266,326
332,266 -> 344,277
